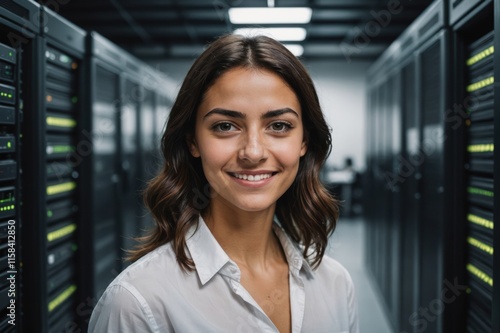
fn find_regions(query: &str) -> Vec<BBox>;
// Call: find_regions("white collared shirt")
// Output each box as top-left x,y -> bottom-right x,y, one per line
88,216 -> 359,333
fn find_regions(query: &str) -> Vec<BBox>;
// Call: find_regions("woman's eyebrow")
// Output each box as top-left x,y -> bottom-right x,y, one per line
203,107 -> 299,119
204,108 -> 245,119
262,108 -> 299,119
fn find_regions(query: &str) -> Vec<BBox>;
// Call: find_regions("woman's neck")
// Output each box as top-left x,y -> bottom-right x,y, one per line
202,201 -> 285,271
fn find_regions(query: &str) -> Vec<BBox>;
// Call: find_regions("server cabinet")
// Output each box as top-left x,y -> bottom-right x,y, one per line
366,1 -> 454,333
154,94 -> 171,155
140,88 -> 155,230
464,29 -> 494,333
21,6 -> 85,332
389,69 -> 403,328
399,56 -> 421,333
367,62 -> 404,331
493,2 -> 500,330
451,1 -> 496,331
0,1 -> 40,331
120,74 -> 142,255
449,0 -> 491,26
82,32 -> 123,304
119,58 -> 170,256
366,0 -> 500,331
417,29 -> 449,333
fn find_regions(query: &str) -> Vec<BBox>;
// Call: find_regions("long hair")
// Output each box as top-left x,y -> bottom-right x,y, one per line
128,34 -> 339,270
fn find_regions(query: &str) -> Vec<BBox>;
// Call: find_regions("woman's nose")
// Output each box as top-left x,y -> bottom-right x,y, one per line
238,130 -> 268,163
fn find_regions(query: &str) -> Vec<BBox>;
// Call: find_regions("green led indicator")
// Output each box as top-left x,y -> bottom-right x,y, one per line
52,145 -> 74,153
47,210 -> 53,217
468,187 -> 494,197
71,97 -> 78,104
10,205 -> 14,210
0,197 -> 13,204
8,52 -> 12,57
7,142 -> 11,148
60,55 -> 70,63
8,94 -> 12,98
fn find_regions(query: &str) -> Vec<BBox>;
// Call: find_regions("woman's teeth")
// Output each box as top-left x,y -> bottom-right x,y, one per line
233,173 -> 272,181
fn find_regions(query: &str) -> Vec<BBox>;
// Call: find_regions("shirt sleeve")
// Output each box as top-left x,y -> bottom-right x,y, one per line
344,270 -> 360,333
88,282 -> 162,333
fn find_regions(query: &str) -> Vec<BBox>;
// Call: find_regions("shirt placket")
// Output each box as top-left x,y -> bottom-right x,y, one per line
221,263 -> 279,333
289,266 -> 306,333
221,260 -> 306,333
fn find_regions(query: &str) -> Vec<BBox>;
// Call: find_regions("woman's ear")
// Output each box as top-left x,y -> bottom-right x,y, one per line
186,134 -> 200,157
300,140 -> 307,157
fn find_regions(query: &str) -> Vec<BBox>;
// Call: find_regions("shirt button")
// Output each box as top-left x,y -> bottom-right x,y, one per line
230,266 -> 238,274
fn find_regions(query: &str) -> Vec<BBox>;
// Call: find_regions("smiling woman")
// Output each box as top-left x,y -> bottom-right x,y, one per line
88,34 -> 359,333
190,67 -> 307,215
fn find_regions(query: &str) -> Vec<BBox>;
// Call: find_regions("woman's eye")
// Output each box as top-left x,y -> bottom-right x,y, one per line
213,122 -> 236,132
269,122 -> 292,132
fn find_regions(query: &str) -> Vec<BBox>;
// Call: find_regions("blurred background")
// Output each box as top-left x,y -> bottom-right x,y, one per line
0,0 -> 498,332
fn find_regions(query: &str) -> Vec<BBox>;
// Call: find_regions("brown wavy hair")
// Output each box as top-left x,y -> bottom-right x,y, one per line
128,34 -> 339,270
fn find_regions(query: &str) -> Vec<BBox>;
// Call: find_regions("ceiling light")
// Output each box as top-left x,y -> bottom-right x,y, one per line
228,7 -> 312,24
233,27 -> 307,41
283,44 -> 304,57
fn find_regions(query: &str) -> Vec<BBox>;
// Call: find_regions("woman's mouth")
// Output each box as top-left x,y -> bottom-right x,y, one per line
228,172 -> 278,184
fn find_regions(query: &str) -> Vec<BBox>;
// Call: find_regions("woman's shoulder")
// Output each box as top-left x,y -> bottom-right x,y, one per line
314,255 -> 354,287
108,242 -> 180,290
89,243 -> 181,332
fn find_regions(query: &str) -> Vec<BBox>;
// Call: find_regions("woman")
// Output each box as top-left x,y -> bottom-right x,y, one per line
89,34 -> 358,333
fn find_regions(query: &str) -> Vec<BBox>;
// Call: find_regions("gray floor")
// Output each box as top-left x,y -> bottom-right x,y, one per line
327,217 -> 394,333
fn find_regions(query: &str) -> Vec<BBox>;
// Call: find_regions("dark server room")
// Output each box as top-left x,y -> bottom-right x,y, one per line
0,0 -> 498,332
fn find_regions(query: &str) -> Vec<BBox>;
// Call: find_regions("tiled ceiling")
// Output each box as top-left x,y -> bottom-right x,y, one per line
54,0 -> 433,60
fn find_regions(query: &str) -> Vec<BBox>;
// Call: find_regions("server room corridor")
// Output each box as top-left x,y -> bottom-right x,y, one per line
329,217 -> 394,333
0,0 -> 499,332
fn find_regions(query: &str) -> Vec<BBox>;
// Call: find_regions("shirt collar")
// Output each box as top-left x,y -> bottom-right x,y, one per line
185,215 -> 314,286
185,215 -> 231,285
272,219 -> 314,278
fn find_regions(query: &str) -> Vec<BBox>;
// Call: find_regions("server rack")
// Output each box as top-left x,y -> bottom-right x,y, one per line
448,0 -> 491,26
464,29 -> 494,333
367,0 -> 500,331
0,3 -> 176,330
120,62 -> 143,256
139,68 -> 158,232
21,5 -> 86,332
450,0 -> 497,331
0,1 -> 40,331
81,32 -> 124,305
366,1 -> 454,332
418,28 -> 449,333
119,52 -> 158,255
81,33 -> 176,317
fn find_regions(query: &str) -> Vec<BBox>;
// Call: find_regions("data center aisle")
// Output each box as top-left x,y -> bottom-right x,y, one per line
327,217 -> 394,333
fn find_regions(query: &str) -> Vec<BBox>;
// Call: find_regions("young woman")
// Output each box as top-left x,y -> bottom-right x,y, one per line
89,34 -> 358,333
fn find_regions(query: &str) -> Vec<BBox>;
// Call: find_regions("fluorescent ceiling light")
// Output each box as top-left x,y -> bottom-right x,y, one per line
284,44 -> 304,57
233,27 -> 307,41
228,7 -> 312,24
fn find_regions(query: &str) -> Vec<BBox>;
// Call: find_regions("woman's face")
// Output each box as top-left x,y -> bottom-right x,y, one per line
189,67 -> 307,213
